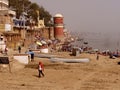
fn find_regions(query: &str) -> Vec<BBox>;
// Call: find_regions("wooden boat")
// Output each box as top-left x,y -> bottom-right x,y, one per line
50,58 -> 90,63
35,53 -> 57,58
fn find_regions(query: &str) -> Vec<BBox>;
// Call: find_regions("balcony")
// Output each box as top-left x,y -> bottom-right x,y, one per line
0,10 -> 16,16
0,0 -> 8,6
8,10 -> 16,16
13,19 -> 30,29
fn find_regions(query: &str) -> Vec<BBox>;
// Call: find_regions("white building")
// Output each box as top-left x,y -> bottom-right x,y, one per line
0,0 -> 16,32
0,0 -> 9,10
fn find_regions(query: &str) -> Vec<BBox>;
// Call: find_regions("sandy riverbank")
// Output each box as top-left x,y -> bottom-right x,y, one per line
0,51 -> 120,90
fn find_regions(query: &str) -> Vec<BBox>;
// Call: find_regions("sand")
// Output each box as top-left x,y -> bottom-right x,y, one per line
0,51 -> 120,90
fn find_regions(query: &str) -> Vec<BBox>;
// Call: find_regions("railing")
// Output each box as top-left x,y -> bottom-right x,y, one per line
13,19 -> 30,29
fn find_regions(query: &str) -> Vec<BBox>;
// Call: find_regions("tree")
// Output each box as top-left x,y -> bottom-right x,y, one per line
39,6 -> 52,26
9,0 -> 52,26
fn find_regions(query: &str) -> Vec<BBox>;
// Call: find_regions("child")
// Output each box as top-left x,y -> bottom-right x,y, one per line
38,61 -> 44,78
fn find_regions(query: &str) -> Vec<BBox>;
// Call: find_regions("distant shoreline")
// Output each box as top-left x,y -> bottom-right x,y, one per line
71,32 -> 120,52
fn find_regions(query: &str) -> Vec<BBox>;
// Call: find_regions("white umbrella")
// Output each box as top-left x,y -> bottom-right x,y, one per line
41,40 -> 47,44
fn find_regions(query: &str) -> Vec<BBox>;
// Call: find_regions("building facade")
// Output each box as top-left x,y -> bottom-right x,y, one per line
0,0 -> 56,49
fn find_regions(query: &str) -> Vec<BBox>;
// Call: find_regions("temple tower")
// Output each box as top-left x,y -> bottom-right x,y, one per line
54,13 -> 64,41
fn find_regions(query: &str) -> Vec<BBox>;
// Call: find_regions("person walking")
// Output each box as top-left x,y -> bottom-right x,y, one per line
28,50 -> 34,61
4,46 -> 8,55
18,46 -> 21,53
38,61 -> 45,78
96,52 -> 99,60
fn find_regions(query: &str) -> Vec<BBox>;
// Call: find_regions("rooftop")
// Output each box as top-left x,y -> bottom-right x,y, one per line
54,14 -> 63,17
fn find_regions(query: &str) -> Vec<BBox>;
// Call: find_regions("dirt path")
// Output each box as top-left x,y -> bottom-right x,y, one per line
73,71 -> 97,90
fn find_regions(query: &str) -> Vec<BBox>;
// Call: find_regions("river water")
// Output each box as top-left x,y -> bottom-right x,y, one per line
71,32 -> 120,52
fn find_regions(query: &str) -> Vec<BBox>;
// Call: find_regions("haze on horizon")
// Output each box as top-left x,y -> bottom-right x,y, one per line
30,0 -> 120,34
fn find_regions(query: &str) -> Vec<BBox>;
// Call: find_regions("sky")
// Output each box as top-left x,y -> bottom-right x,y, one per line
30,0 -> 120,33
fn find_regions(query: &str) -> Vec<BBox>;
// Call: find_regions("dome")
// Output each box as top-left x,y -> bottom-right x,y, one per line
54,13 -> 63,17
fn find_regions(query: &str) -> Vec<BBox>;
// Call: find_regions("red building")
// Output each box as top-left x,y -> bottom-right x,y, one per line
54,14 -> 64,41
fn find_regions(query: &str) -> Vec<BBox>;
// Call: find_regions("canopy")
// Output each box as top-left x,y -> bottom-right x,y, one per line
41,40 -> 47,44
36,41 -> 42,46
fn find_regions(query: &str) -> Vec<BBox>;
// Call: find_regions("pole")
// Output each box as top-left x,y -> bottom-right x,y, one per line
22,0 -> 26,40
36,10 -> 39,27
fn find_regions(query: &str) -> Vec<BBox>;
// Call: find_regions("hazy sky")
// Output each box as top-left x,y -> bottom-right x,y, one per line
30,0 -> 120,33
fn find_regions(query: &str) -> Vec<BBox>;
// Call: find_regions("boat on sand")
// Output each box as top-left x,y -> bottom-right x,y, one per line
50,58 -> 90,63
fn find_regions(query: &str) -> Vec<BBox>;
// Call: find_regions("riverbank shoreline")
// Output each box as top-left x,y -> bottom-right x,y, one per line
0,51 -> 120,90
